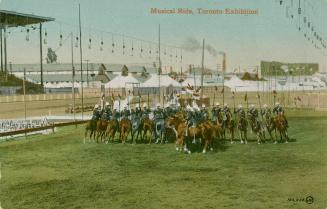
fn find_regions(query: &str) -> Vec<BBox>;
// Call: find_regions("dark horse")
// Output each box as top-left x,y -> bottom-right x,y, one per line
236,114 -> 248,144
218,111 -> 235,144
131,116 -> 142,144
247,114 -> 265,144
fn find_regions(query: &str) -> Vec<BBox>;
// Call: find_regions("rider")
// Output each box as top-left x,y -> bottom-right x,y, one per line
261,104 -> 272,120
200,104 -> 209,122
154,103 -> 165,140
142,103 -> 150,119
235,104 -> 246,119
273,102 -> 288,127
223,104 -> 231,114
104,102 -> 112,121
121,106 -> 131,119
248,104 -> 259,120
112,108 -> 120,121
91,104 -> 101,121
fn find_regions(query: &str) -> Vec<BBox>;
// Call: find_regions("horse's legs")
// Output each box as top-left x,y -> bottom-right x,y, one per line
230,127 -> 234,144
202,140 -> 209,153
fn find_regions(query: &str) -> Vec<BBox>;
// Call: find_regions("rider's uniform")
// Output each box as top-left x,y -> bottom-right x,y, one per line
104,106 -> 112,121
92,108 -> 101,121
121,109 -> 131,120
154,108 -> 165,137
273,105 -> 288,127
200,108 -> 209,122
112,110 -> 120,120
261,108 -> 272,122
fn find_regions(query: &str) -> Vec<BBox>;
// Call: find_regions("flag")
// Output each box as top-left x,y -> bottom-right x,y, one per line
215,86 -> 218,91
221,88 -> 224,93
232,91 -> 235,98
257,94 -> 260,99
118,94 -> 121,99
273,90 -> 277,96
244,93 -> 248,101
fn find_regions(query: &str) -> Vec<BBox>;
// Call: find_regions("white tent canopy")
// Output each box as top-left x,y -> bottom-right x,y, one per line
141,74 -> 181,87
105,75 -> 139,88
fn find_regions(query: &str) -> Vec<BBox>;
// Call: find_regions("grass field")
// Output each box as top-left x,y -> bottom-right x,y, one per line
0,112 -> 327,209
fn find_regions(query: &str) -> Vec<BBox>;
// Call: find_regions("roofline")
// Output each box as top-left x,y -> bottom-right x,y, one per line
0,9 -> 55,27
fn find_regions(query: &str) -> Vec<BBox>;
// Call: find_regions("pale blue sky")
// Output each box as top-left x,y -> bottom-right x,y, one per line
1,0 -> 327,72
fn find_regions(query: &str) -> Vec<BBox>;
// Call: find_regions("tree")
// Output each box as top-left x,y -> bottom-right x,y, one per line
46,48 -> 57,64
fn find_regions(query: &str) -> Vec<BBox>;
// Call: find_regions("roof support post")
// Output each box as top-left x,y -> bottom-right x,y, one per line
39,22 -> 44,90
4,24 -> 7,74
0,26 -> 3,72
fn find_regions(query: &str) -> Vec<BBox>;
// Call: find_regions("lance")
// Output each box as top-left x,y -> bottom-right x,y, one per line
147,92 -> 150,108
245,92 -> 249,110
232,91 -> 236,121
232,91 -> 236,112
118,94 -> 121,120
257,93 -> 263,120
138,93 -> 141,109
273,90 -> 277,106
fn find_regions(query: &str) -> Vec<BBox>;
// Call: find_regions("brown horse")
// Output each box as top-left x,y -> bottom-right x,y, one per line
199,121 -> 223,153
120,118 -> 131,144
105,118 -> 119,143
84,120 -> 97,142
274,113 -> 289,143
141,117 -> 154,144
96,119 -> 108,143
165,116 -> 188,152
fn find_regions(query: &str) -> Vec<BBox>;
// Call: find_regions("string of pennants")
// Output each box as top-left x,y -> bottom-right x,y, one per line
4,20 -> 184,66
276,0 -> 327,54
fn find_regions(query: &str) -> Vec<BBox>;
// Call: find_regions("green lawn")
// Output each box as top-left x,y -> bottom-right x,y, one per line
0,113 -> 327,209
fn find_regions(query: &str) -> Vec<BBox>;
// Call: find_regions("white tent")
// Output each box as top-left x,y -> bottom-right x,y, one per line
105,75 -> 139,88
141,74 -> 181,87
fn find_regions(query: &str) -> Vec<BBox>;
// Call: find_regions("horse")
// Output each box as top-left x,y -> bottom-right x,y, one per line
199,121 -> 223,153
236,114 -> 248,144
263,115 -> 276,143
165,116 -> 189,152
131,116 -> 142,144
84,120 -> 97,142
154,118 -> 165,144
120,118 -> 132,144
274,113 -> 289,143
141,117 -> 154,144
247,114 -> 265,144
218,111 -> 235,144
96,119 -> 108,143
105,118 -> 119,143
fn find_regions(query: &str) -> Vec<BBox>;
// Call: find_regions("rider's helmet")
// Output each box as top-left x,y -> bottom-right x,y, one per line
238,104 -> 243,109
215,102 -> 220,107
263,104 -> 268,108
250,104 -> 255,109
202,104 -> 206,108
156,103 -> 161,109
224,104 -> 228,108
275,102 -> 280,107
105,102 -> 109,106
143,103 -> 147,108
94,104 -> 99,109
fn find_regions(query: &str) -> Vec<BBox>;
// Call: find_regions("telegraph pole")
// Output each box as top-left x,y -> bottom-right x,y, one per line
71,33 -> 76,123
158,24 -> 161,105
79,4 -> 84,120
201,39 -> 205,98
84,59 -> 89,86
